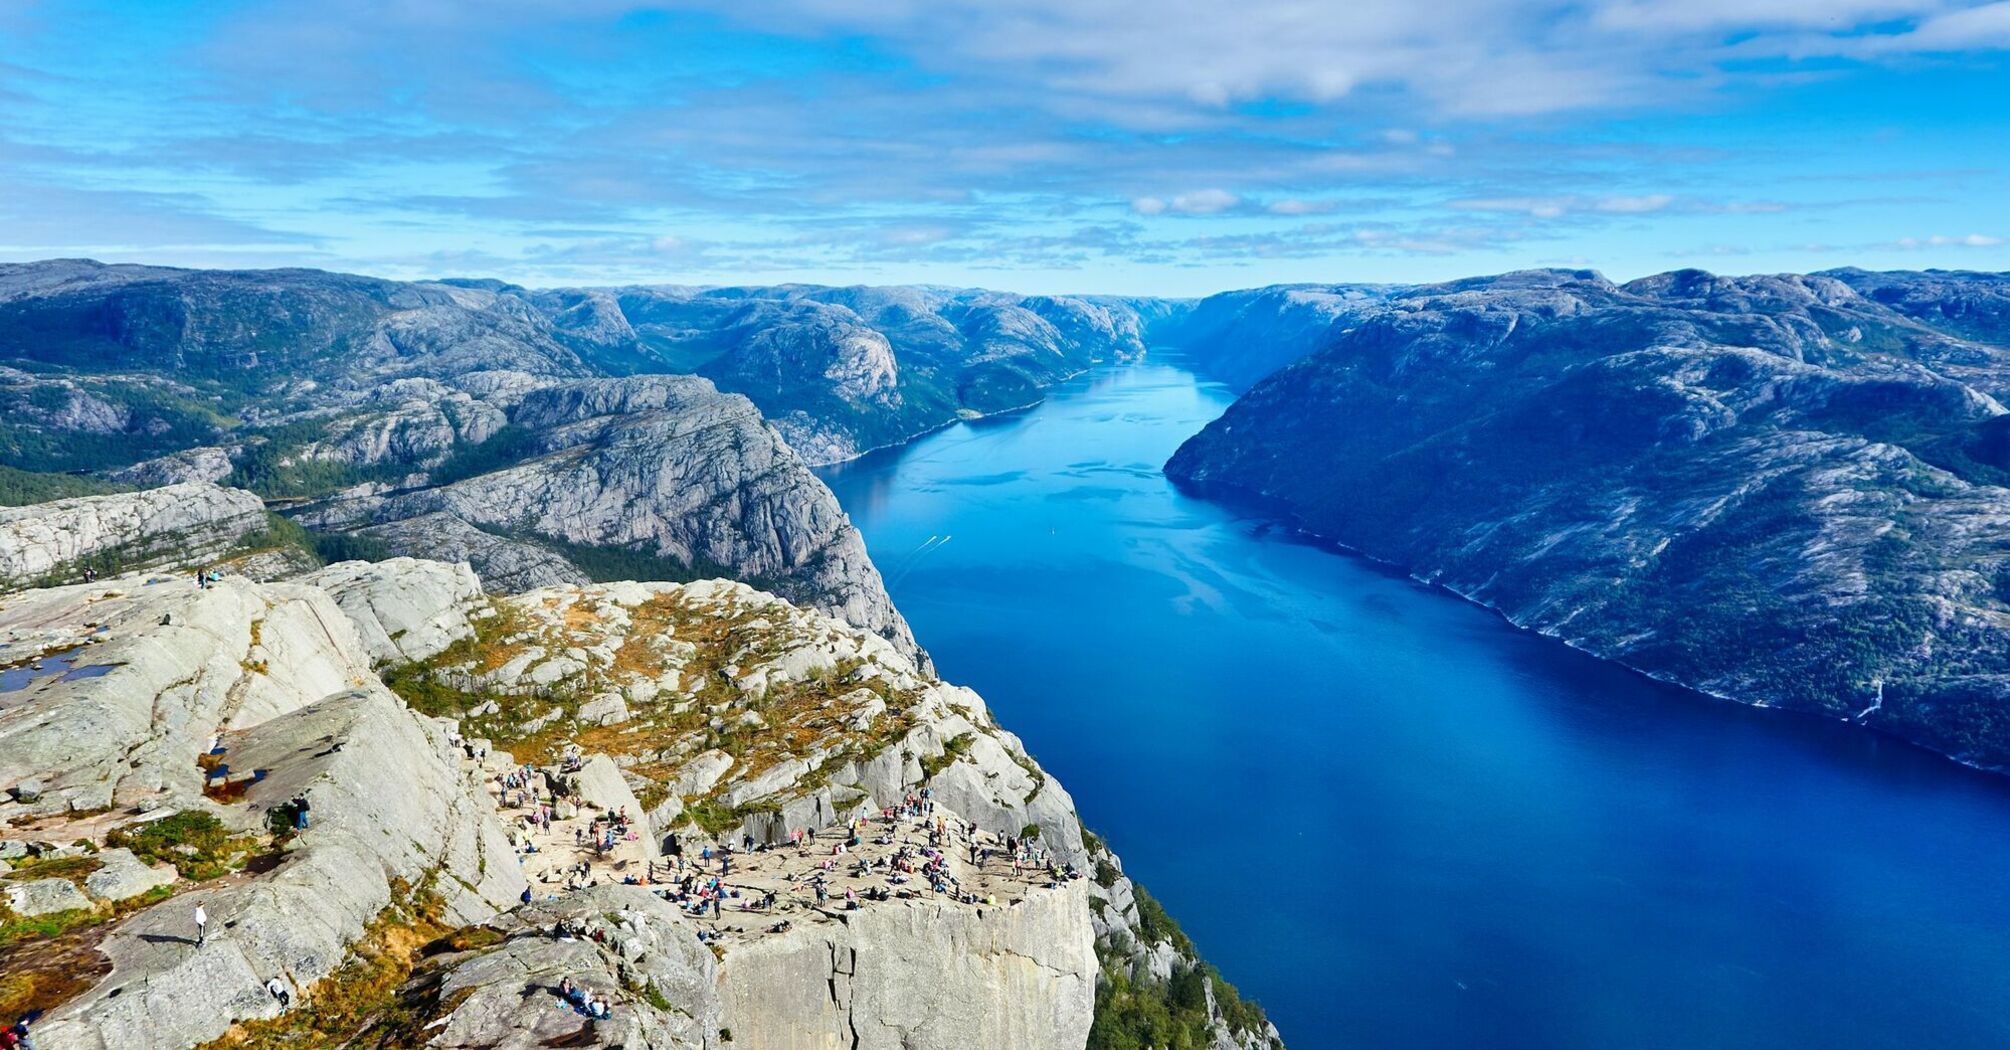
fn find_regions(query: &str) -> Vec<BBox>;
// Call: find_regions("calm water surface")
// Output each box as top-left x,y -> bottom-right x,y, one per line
818,357 -> 2010,1050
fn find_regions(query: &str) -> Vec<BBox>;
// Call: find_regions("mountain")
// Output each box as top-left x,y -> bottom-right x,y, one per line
1149,282 -> 1391,389
0,261 -> 1167,658
533,284 -> 1162,463
1167,267 -> 2010,770
0,550 -> 1276,1050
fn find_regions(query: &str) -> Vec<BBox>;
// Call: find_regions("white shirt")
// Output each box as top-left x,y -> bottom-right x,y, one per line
195,905 -> 208,925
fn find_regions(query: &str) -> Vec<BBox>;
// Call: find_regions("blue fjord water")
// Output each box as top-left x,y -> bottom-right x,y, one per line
817,357 -> 2010,1050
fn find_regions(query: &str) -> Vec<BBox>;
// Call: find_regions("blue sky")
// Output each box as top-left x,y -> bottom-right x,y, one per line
1,0 -> 2007,295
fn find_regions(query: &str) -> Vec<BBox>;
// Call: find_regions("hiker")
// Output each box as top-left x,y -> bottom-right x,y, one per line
265,976 -> 291,1008
194,903 -> 208,946
292,793 -> 310,830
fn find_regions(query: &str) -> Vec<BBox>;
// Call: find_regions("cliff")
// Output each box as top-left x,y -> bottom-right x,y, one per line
1168,266 -> 2010,770
0,556 -> 1275,1049
378,573 -> 1279,1048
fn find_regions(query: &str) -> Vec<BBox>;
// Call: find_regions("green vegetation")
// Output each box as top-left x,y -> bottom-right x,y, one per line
1086,885 -> 1276,1050
472,523 -> 737,587
426,424 -> 542,486
310,529 -> 393,565
919,733 -> 974,779
223,414 -> 409,499
194,878 -> 464,1049
0,464 -> 130,506
234,513 -> 388,568
1088,959 -> 1277,1050
21,539 -> 153,589
0,907 -> 104,946
681,799 -> 743,835
105,811 -> 261,882
1130,885 -> 1192,954
0,881 -> 171,1020
0,379 -> 234,474
2,854 -> 103,887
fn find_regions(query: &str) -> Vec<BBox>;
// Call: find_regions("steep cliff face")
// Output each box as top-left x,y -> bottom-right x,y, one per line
379,574 -> 1278,1049
0,548 -> 1271,1047
715,878 -> 1096,1049
1169,267 -> 2010,769
298,375 -> 917,660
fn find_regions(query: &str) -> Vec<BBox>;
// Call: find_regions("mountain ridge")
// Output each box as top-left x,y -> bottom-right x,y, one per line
1166,264 -> 2010,771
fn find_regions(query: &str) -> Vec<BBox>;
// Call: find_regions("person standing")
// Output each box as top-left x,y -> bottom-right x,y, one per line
194,903 -> 208,947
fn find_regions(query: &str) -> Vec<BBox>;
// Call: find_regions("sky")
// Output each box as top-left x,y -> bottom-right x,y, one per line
0,0 -> 2007,295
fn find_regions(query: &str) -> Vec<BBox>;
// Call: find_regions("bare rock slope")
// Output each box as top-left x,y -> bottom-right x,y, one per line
0,558 -> 1276,1050
0,568 -> 524,1050
1169,267 -> 2010,769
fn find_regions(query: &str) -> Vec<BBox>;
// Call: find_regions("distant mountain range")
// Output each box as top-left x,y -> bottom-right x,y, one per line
13,256 -> 2010,772
0,259 -> 1168,657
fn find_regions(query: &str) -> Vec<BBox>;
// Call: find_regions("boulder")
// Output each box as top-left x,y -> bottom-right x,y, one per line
305,557 -> 484,664
82,848 -> 176,903
664,749 -> 733,798
6,876 -> 93,917
573,756 -> 648,832
577,692 -> 629,726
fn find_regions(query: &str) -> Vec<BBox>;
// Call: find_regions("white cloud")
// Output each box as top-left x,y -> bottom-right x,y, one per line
1133,189 -> 1240,215
1891,233 -> 2003,248
1169,189 -> 1240,214
1854,0 -> 2010,52
699,0 -> 2004,118
1450,196 -> 1574,218
1594,194 -> 1676,213
1448,193 -> 1764,218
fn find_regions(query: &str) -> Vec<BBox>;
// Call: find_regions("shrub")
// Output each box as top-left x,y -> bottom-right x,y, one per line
105,811 -> 253,881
